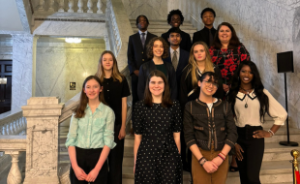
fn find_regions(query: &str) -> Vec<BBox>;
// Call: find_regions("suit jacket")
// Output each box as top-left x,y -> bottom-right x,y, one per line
164,48 -> 189,84
127,32 -> 157,74
192,27 -> 217,47
161,30 -> 192,52
137,60 -> 177,100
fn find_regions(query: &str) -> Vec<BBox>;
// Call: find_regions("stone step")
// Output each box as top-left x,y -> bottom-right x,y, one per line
131,23 -> 196,30
130,20 -> 194,26
122,160 -> 293,184
132,28 -> 197,34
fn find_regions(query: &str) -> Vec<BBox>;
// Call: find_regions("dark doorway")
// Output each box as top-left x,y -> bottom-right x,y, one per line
0,60 -> 12,114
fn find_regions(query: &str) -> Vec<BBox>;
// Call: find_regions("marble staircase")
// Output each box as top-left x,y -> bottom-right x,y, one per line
57,118 -> 300,184
130,19 -> 197,38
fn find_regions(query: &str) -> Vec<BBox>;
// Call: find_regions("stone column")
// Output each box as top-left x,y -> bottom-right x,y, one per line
6,151 -> 22,184
22,97 -> 64,184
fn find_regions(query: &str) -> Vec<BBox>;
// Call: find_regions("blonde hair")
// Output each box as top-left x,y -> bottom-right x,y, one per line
188,41 -> 214,87
96,50 -> 123,83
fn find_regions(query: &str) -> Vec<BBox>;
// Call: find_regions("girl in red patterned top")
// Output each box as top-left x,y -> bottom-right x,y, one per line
209,22 -> 250,93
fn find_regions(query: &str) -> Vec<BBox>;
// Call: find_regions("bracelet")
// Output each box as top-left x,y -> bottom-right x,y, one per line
220,152 -> 227,158
268,129 -> 275,137
200,158 -> 207,166
198,157 -> 205,163
218,154 -> 225,161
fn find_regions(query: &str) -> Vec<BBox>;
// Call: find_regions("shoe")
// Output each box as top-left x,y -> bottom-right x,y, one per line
229,166 -> 239,172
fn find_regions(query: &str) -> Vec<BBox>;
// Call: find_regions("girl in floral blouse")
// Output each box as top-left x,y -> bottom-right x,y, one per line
209,22 -> 251,93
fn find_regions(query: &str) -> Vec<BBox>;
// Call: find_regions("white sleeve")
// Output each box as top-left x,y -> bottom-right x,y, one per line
264,89 -> 287,125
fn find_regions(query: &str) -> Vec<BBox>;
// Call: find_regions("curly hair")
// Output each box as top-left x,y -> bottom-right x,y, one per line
167,9 -> 184,24
201,7 -> 216,18
146,37 -> 169,59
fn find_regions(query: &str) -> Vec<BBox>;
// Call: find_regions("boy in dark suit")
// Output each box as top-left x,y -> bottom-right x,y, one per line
161,9 -> 192,52
192,8 -> 216,47
164,27 -> 190,172
127,15 -> 157,108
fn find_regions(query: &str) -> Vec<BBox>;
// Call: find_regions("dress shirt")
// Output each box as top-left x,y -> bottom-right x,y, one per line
138,30 -> 148,41
234,89 -> 287,127
170,47 -> 180,63
65,103 -> 116,149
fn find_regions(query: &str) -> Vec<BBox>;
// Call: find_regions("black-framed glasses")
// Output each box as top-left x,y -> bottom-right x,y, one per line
203,80 -> 219,88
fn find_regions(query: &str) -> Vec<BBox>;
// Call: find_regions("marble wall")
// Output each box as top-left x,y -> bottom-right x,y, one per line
35,37 -> 106,103
121,0 -> 168,21
12,34 -> 33,112
177,0 -> 299,127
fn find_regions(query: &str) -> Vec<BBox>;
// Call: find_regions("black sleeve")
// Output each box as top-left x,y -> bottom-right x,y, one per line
133,101 -> 144,134
172,100 -> 182,132
224,101 -> 238,148
179,70 -> 189,111
192,32 -> 198,44
213,66 -> 225,99
121,77 -> 131,98
127,36 -> 137,74
183,102 -> 197,148
186,33 -> 192,51
169,65 -> 178,100
137,65 -> 146,100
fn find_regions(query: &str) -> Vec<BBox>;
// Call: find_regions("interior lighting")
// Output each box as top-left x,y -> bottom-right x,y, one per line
65,37 -> 82,43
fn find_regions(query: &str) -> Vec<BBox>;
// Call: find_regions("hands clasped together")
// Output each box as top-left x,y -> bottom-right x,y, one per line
73,165 -> 100,183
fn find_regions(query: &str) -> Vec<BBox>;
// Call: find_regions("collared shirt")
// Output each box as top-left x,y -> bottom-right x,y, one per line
170,47 -> 180,63
65,103 -> 116,149
138,30 -> 148,41
234,89 -> 287,127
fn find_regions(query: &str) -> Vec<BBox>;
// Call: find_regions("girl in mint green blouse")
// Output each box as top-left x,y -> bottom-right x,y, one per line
65,75 -> 116,184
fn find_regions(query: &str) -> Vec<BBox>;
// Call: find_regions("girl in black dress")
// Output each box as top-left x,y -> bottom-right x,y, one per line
133,70 -> 182,184
96,50 -> 131,184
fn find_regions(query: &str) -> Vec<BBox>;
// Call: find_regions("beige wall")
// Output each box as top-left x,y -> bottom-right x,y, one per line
35,37 -> 106,103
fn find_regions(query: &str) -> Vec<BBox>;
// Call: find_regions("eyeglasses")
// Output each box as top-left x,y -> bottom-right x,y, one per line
203,80 -> 218,88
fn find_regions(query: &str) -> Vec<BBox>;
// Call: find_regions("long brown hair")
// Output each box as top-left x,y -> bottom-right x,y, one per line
147,37 -> 169,59
96,50 -> 123,83
186,41 -> 214,88
213,22 -> 241,49
144,70 -> 173,108
74,75 -> 106,118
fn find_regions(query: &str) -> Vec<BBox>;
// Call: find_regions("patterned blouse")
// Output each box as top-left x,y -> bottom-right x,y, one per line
209,43 -> 251,84
65,103 -> 116,149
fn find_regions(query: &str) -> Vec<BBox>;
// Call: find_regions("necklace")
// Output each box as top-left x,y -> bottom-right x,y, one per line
240,87 -> 252,108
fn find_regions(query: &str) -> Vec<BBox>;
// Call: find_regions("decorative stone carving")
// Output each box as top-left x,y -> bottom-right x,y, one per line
97,0 -> 103,14
87,0 -> 93,13
58,0 -> 65,12
22,97 -> 64,184
37,0 -> 45,12
7,151 -> 22,184
77,0 -> 84,13
68,0 -> 74,12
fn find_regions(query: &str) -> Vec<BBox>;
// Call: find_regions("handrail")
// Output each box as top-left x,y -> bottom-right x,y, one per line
291,149 -> 300,184
0,111 -> 22,126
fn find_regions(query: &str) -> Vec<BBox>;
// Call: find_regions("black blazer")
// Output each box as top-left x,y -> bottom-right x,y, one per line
192,27 -> 217,47
161,30 -> 192,52
164,48 -> 189,84
137,60 -> 177,100
127,32 -> 157,74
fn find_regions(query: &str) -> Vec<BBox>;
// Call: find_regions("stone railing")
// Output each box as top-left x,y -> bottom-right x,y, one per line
0,135 -> 26,184
0,111 -> 27,136
34,0 -> 103,14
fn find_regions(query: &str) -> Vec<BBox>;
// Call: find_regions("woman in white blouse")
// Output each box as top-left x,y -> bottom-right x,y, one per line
227,61 -> 287,184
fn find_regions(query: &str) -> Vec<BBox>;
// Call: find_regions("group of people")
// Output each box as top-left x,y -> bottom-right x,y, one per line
65,7 -> 288,184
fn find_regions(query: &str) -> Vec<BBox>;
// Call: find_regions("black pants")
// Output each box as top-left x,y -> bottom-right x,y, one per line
131,74 -> 139,109
236,125 -> 264,184
70,147 -> 108,184
180,131 -> 192,172
108,124 -> 125,184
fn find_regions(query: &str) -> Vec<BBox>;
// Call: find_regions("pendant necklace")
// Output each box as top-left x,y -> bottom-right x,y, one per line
240,87 -> 252,108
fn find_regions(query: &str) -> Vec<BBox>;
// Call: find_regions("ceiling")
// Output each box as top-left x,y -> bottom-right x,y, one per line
0,0 -> 24,32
